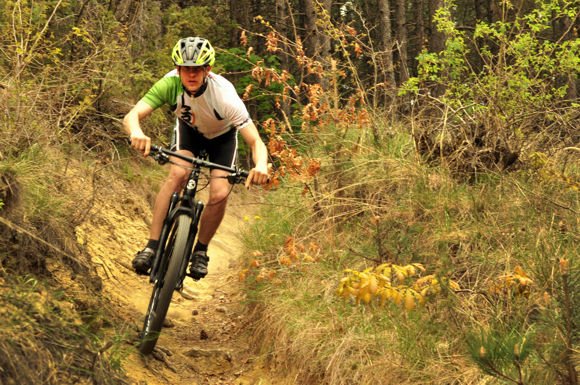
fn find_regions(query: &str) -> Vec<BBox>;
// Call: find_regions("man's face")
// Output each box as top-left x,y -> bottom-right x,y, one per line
178,65 -> 210,93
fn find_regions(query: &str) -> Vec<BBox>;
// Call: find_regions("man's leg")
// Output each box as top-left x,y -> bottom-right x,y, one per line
189,127 -> 238,279
132,151 -> 193,274
189,169 -> 231,278
197,169 -> 231,244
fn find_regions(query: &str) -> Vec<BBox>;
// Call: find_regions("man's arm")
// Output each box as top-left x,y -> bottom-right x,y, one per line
239,121 -> 269,188
123,100 -> 155,156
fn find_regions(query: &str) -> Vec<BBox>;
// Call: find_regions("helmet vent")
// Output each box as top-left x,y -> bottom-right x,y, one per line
186,45 -> 195,60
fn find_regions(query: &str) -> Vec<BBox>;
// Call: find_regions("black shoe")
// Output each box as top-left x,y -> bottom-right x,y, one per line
132,247 -> 155,275
188,250 -> 209,280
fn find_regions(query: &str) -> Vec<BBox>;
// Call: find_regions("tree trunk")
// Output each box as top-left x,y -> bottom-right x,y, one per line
230,0 -> 252,46
275,0 -> 289,64
474,0 -> 492,22
319,0 -> 332,60
415,0 -> 426,62
303,0 -> 319,58
395,0 -> 409,83
275,0 -> 293,128
378,0 -> 395,82
378,0 -> 395,107
428,0 -> 445,53
562,15 -> 578,101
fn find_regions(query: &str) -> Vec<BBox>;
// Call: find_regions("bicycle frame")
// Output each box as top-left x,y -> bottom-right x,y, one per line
138,144 -> 248,354
149,160 -> 205,284
148,145 -> 247,283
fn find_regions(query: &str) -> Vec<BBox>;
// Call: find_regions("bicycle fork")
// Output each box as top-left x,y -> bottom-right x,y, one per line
175,200 -> 204,290
149,192 -> 180,283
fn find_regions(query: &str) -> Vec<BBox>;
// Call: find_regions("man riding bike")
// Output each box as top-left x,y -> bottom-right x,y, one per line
123,37 -> 269,279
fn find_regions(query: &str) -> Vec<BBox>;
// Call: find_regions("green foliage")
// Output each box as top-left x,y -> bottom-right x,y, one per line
2,144 -> 72,224
467,328 -> 534,384
401,0 -> 579,174
416,0 -> 580,108
131,4 -> 216,89
432,5 -> 469,91
0,0 -> 137,155
240,183 -> 309,255
126,3 -> 236,98
161,3 -> 235,49
220,47 -> 288,121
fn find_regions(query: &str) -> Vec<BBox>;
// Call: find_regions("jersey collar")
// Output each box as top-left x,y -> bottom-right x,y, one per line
183,79 -> 208,98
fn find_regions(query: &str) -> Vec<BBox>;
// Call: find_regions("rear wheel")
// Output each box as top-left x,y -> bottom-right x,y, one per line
138,214 -> 192,354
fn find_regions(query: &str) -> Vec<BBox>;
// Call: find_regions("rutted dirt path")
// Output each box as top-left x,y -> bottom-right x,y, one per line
75,181 -> 280,385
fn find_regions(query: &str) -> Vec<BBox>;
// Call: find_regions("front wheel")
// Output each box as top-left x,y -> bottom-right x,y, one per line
138,214 -> 192,354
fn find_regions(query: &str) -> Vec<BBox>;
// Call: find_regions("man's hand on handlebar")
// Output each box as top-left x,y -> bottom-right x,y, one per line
130,133 -> 152,157
245,164 -> 272,189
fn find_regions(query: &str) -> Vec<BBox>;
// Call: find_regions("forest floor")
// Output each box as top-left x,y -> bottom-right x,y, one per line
75,176 -> 282,385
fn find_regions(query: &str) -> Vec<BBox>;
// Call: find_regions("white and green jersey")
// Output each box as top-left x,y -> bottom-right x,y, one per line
140,69 -> 252,139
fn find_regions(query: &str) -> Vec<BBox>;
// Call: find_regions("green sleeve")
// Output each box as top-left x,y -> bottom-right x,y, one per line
139,76 -> 182,109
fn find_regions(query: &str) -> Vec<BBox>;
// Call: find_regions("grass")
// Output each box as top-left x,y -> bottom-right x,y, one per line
0,151 -> 135,384
239,124 -> 579,384
0,275 -> 130,385
0,115 -> 135,384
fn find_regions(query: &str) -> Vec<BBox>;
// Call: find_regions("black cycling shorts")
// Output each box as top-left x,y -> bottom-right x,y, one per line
170,119 -> 238,169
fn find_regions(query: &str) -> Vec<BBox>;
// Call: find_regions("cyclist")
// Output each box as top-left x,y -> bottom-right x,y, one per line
123,36 -> 269,279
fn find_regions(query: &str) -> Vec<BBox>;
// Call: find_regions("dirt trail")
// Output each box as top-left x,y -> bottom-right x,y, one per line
75,184 -> 279,385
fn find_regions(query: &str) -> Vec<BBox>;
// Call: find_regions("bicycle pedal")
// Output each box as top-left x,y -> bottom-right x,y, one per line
134,268 -> 150,276
186,271 -> 206,281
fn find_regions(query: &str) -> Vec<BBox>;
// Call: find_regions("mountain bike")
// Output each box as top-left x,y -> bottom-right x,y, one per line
138,144 -> 248,355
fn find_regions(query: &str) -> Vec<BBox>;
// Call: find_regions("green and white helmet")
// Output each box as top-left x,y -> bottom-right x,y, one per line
172,37 -> 215,67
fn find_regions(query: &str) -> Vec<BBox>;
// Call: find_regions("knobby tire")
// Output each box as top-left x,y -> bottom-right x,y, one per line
139,214 -> 192,354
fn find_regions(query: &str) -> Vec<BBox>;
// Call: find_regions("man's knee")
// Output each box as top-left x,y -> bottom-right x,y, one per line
208,192 -> 229,206
165,167 -> 188,190
207,174 -> 231,203
208,184 -> 231,206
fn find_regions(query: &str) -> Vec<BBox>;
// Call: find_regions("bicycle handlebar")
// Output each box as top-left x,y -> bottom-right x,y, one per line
149,145 -> 249,180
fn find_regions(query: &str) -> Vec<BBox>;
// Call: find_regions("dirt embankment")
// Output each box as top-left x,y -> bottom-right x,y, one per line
75,178 -> 283,385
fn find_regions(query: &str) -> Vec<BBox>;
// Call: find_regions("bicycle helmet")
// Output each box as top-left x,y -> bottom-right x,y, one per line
172,37 -> 215,67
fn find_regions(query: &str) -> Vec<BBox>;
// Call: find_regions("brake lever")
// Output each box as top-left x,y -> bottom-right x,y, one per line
154,152 -> 170,165
226,173 -> 246,185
